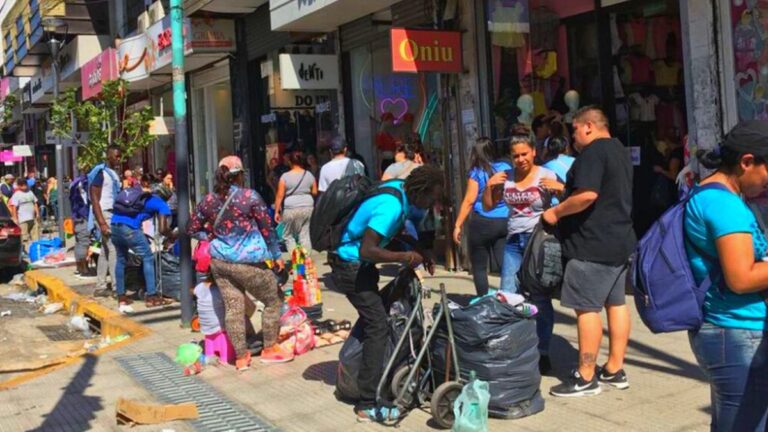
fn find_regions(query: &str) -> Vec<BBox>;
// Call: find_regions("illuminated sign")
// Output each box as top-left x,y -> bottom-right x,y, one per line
390,28 -> 462,74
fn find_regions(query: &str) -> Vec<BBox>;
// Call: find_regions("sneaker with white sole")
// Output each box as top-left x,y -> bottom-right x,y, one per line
598,365 -> 629,389
550,369 -> 602,397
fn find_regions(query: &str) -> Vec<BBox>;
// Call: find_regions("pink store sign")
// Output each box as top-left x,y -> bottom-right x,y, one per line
81,48 -> 118,100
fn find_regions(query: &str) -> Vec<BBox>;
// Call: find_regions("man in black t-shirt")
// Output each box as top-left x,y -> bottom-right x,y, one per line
542,107 -> 635,397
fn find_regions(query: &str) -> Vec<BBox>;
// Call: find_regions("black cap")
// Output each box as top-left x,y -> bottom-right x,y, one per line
723,120 -> 768,159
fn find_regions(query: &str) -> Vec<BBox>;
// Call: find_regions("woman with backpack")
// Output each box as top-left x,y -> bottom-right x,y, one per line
685,121 -> 768,431
453,137 -> 512,296
274,151 -> 318,254
188,156 -> 292,370
483,134 -> 557,373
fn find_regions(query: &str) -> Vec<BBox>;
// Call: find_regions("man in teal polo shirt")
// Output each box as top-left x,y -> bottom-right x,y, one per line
328,165 -> 444,423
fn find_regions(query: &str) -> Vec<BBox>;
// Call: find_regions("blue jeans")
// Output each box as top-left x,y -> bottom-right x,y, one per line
689,323 -> 768,431
111,223 -> 156,297
501,231 -> 554,354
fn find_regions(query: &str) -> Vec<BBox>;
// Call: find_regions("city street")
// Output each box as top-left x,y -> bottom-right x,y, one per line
0,257 -> 710,431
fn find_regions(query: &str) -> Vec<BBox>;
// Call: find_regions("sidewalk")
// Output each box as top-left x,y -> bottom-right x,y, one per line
0,257 -> 710,431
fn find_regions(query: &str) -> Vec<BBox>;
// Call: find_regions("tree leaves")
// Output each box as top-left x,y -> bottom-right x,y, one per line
50,78 -> 154,170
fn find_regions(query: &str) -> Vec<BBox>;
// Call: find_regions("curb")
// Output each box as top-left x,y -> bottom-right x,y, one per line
0,270 -> 151,390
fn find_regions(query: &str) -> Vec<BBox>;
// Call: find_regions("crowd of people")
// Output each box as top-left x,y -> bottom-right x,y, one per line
10,104 -> 767,429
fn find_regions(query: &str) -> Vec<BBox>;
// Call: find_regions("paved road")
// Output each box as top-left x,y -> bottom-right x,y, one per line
0,259 -> 710,431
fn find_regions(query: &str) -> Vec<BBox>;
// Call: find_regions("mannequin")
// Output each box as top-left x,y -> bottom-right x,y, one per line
516,94 -> 534,125
563,90 -> 580,124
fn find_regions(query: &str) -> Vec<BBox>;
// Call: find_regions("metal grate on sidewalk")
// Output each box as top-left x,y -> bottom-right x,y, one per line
116,352 -> 279,432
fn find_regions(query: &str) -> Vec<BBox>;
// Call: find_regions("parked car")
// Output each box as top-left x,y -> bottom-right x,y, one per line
0,199 -> 23,270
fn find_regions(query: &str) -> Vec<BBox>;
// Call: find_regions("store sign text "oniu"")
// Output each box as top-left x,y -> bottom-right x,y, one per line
390,28 -> 462,74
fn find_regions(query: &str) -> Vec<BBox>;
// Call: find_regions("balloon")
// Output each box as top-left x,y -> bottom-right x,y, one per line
175,343 -> 202,366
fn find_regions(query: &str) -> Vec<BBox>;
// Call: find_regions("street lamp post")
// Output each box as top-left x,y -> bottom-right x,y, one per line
43,17 -> 67,242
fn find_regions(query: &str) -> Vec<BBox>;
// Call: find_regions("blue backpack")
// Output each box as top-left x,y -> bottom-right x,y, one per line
113,186 -> 151,217
630,183 -> 729,333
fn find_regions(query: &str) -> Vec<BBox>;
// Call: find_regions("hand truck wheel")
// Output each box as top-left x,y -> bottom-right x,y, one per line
430,380 -> 463,429
391,365 -> 418,408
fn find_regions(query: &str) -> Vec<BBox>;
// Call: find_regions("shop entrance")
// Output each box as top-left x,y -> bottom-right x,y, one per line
483,0 -> 687,235
191,63 -> 235,202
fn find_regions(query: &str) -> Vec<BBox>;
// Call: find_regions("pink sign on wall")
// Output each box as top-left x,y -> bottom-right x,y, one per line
0,150 -> 22,163
81,48 -> 118,100
0,78 -> 9,100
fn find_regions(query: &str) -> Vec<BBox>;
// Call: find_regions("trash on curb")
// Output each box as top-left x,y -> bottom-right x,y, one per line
118,304 -> 135,314
0,310 -> 11,317
3,292 -> 34,302
43,303 -> 64,315
10,273 -> 25,286
68,316 -> 93,338
116,398 -> 198,426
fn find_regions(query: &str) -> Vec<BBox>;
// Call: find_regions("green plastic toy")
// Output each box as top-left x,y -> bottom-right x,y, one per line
175,343 -> 202,366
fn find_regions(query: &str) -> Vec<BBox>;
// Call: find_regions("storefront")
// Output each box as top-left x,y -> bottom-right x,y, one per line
341,14 -> 460,177
479,0 -> 688,233
145,16 -> 236,200
246,34 -> 340,202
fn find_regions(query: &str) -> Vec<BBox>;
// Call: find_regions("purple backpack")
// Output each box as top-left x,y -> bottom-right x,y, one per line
630,183 -> 728,333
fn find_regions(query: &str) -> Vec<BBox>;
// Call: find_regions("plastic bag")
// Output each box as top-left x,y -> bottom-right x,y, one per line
278,306 -> 315,355
452,374 -> 490,432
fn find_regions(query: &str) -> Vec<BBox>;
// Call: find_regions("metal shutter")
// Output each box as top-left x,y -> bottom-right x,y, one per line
246,6 -> 292,61
339,15 -> 383,52
391,0 -> 431,28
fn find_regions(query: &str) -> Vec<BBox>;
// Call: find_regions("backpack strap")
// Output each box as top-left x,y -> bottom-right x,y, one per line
214,189 -> 238,230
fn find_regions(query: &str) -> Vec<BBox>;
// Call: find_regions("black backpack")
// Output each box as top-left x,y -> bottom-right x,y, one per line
113,186 -> 151,217
518,189 -> 563,297
310,175 -> 404,252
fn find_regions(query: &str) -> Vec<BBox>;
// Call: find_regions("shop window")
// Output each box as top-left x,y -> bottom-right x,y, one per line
349,41 -> 444,177
731,1 -> 768,122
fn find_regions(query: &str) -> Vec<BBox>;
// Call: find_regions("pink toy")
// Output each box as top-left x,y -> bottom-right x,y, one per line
204,331 -> 236,365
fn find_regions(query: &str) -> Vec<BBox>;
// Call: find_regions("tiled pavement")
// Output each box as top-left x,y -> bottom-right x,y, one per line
0,258 -> 710,431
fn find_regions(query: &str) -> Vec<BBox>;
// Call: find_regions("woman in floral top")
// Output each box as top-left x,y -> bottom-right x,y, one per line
188,156 -> 292,369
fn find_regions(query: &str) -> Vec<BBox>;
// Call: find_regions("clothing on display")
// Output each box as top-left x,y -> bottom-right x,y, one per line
489,0 -> 529,48
626,54 -> 653,84
534,51 -> 558,79
629,93 -> 660,122
653,60 -> 681,87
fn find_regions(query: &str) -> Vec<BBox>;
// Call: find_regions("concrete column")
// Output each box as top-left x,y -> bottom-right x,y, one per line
680,0 -> 723,152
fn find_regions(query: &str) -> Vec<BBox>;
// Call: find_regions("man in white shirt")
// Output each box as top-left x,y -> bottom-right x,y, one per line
89,145 -> 122,297
318,136 -> 365,193
9,178 -> 39,252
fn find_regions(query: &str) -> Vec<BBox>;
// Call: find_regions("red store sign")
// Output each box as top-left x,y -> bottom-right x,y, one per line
390,28 -> 462,74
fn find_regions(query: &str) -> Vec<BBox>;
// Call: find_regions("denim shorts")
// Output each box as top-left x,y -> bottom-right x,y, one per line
560,259 -> 627,312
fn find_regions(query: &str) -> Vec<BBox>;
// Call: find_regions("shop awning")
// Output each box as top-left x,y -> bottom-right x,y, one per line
184,0 -> 267,15
270,0 -> 399,32
147,17 -> 235,75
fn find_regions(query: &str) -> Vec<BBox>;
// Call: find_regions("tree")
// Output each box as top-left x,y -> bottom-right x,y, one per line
50,78 -> 154,169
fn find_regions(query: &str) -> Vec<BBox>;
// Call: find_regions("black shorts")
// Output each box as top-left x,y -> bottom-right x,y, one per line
560,259 -> 628,312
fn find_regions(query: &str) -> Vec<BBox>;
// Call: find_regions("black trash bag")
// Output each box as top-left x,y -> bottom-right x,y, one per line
335,269 -> 422,403
431,296 -> 544,419
124,250 -> 145,291
159,252 -> 181,300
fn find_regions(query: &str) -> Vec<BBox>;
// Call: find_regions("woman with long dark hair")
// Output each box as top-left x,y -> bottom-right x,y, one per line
684,121 -> 768,431
453,137 -> 512,296
188,156 -> 290,370
483,134 -> 557,373
274,151 -> 317,253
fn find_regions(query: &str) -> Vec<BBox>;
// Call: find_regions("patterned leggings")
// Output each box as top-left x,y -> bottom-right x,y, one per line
209,259 -> 281,357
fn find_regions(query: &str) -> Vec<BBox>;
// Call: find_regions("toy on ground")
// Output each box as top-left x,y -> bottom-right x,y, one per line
285,246 -> 322,309
175,342 -> 203,375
